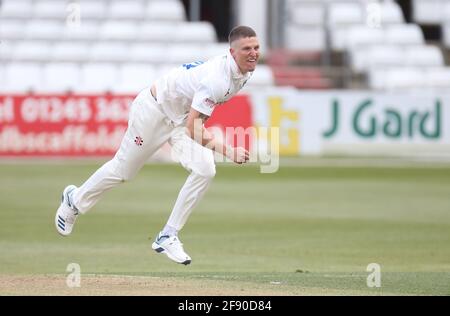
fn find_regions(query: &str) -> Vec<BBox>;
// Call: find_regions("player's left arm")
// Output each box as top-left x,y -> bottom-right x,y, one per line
185,107 -> 249,164
185,108 -> 213,147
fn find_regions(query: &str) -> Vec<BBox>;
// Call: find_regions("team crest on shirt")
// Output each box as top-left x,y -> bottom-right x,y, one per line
134,136 -> 144,146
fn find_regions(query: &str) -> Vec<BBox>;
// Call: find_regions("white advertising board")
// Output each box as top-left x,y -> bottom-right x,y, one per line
249,89 -> 450,157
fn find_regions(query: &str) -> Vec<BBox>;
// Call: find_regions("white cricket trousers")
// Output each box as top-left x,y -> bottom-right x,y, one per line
71,88 -> 216,231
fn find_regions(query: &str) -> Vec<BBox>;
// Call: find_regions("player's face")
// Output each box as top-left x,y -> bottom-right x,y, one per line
230,37 -> 260,74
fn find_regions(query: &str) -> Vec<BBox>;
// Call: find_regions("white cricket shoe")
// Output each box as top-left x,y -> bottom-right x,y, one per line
55,185 -> 78,236
152,232 -> 192,265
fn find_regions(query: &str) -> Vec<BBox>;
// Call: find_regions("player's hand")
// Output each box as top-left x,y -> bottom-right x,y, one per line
228,147 -> 250,164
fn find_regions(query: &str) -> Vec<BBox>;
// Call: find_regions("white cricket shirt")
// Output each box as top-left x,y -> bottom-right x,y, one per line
153,51 -> 252,125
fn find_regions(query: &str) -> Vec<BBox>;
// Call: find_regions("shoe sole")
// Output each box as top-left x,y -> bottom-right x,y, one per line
151,242 -> 191,265
55,204 -> 69,237
55,185 -> 77,237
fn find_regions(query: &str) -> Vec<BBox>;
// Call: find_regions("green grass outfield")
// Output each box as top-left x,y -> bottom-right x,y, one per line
0,159 -> 449,295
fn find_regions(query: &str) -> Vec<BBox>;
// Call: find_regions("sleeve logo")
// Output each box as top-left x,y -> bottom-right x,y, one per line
203,98 -> 216,109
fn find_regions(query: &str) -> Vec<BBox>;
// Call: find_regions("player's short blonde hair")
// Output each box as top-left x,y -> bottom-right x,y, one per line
228,26 -> 257,46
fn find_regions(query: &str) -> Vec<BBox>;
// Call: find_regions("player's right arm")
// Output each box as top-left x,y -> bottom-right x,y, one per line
185,107 -> 249,164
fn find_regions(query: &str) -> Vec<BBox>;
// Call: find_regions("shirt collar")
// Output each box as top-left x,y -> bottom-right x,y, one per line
227,51 -> 252,82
